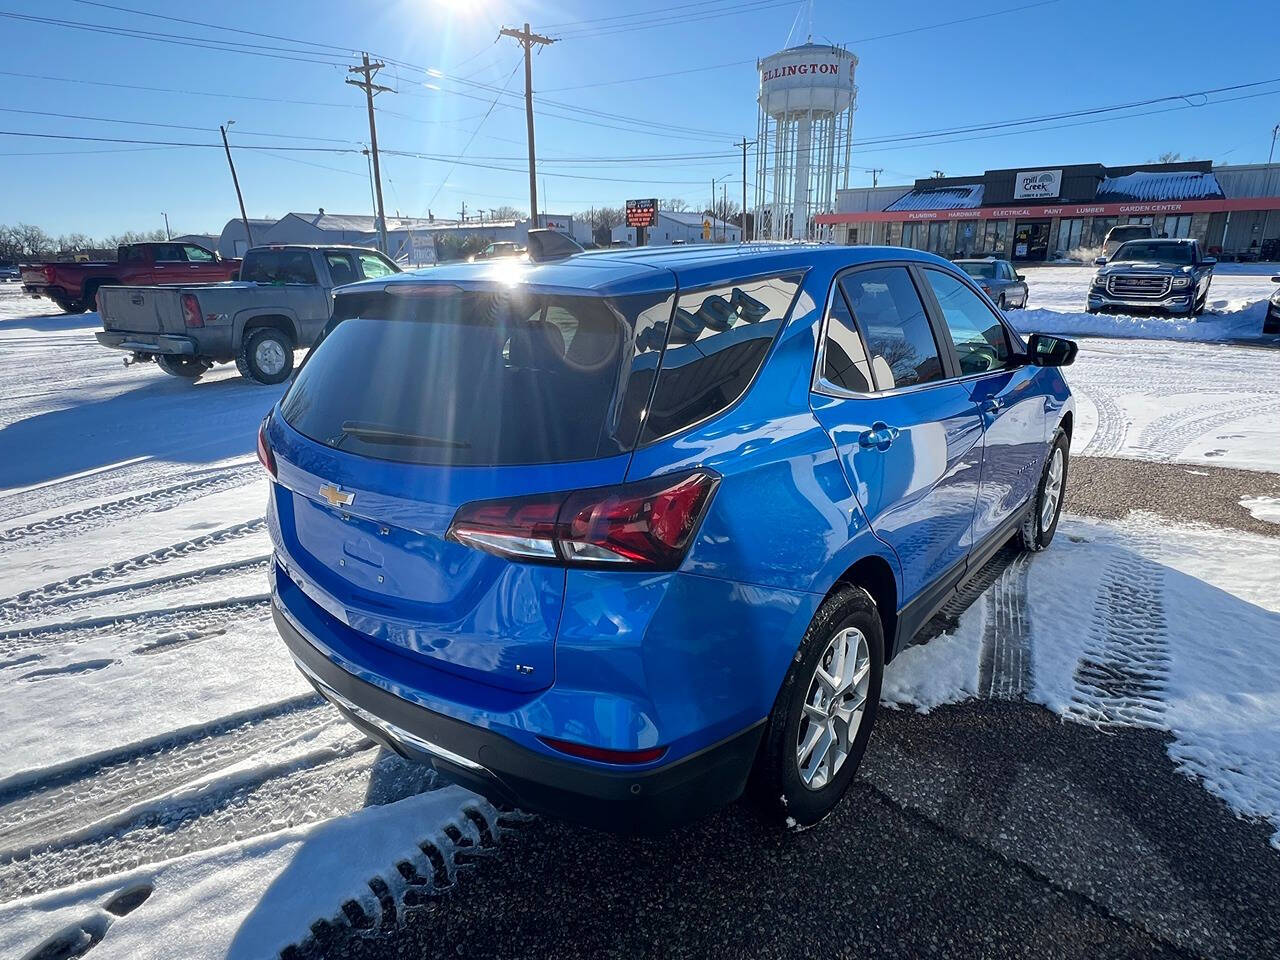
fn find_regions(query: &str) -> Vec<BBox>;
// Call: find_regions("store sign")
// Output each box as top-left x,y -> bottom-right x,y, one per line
625,198 -> 658,228
815,196 -> 1280,225
1013,169 -> 1062,201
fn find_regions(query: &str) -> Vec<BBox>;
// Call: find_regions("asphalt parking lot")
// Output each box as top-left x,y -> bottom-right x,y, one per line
305,453 -> 1279,960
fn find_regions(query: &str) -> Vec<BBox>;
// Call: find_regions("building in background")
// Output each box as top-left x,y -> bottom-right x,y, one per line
216,211 -> 580,265
611,210 -> 742,246
754,42 -> 858,242
819,160 -> 1280,262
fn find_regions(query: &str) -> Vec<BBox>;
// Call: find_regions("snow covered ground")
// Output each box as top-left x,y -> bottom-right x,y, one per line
1,264 -> 1279,957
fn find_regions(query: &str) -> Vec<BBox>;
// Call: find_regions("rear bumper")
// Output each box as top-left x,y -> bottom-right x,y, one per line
272,598 -> 763,834
95,330 -> 196,356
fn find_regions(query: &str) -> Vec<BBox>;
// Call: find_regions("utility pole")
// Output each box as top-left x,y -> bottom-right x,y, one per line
460,200 -> 467,223
870,167 -> 883,188
738,136 -> 753,242
347,53 -> 393,255
219,123 -> 252,249
161,212 -> 170,240
1270,124 -> 1280,165
500,23 -> 555,226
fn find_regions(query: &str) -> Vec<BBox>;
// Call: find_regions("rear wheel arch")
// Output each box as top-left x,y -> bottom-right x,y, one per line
1059,410 -> 1073,441
238,313 -> 298,346
828,554 -> 898,662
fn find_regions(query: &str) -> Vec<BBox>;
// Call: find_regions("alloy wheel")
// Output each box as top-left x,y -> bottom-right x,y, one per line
796,626 -> 870,790
1041,446 -> 1064,530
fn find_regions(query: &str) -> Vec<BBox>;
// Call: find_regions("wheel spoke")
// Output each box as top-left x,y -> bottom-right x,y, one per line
798,719 -> 825,768
814,665 -> 840,693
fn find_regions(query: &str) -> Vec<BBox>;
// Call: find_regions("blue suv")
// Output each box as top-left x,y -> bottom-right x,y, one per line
262,243 -> 1076,832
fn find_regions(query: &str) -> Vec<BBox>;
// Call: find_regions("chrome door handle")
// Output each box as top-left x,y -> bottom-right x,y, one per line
981,398 -> 1002,415
858,422 -> 900,450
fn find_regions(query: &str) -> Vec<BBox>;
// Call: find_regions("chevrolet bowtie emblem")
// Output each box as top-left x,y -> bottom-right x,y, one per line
319,483 -> 355,507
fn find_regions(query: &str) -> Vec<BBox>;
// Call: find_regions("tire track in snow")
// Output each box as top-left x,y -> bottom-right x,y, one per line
0,596 -> 270,663
1081,393 -> 1128,457
0,518 -> 266,613
0,465 -> 262,549
1138,398 -> 1280,461
977,554 -> 1032,700
1068,553 -> 1170,728
0,555 -> 270,627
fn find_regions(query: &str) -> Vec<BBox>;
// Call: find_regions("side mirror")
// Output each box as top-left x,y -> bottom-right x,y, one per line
1093,256 -> 1107,266
1201,257 -> 1217,266
1271,276 -> 1280,284
1026,333 -> 1077,368
1015,273 -> 1025,281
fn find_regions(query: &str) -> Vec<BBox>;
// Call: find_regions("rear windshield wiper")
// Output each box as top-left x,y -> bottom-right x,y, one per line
340,421 -> 470,448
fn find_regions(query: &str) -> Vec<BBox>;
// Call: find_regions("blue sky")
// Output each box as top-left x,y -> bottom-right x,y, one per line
2,0 -> 1277,237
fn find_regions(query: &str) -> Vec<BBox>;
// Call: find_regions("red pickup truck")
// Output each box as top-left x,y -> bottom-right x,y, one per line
20,241 -> 240,314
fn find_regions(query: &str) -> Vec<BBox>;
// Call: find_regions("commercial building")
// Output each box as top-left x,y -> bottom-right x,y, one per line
611,210 -> 742,246
818,161 -> 1280,262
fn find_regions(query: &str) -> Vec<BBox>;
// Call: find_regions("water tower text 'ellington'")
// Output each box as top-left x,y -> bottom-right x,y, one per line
753,43 -> 858,242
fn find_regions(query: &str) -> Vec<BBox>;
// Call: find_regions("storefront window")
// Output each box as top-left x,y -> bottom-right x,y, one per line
952,220 -> 982,257
1090,217 -> 1118,246
981,219 -> 1010,256
901,222 -> 926,249
1162,214 -> 1193,239
926,221 -> 948,255
1056,218 -> 1087,257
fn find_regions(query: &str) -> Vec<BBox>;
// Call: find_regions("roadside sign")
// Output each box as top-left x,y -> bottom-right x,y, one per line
625,198 -> 658,228
702,219 -> 711,240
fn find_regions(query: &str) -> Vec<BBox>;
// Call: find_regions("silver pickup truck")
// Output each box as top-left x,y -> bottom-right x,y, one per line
96,245 -> 400,384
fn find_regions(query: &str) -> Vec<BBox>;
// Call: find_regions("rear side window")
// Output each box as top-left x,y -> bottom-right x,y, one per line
242,250 -> 318,285
282,287 -> 671,467
821,285 -> 874,393
640,274 -> 802,442
154,244 -> 184,262
324,253 -> 358,287
923,269 -> 1010,375
840,267 -> 943,390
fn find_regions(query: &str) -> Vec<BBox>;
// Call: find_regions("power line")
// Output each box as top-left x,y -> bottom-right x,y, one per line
0,105 -> 360,143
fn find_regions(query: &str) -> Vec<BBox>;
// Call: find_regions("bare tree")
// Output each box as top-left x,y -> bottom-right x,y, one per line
704,197 -> 741,225
661,197 -> 690,213
490,205 -> 527,221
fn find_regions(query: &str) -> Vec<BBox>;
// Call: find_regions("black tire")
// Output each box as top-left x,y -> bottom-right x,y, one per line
1019,428 -> 1069,552
156,354 -> 211,379
52,292 -> 87,314
83,281 -> 103,313
751,584 -> 884,829
236,327 -> 295,385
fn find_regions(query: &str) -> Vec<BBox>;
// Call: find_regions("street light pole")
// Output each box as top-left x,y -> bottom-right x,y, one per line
219,123 -> 253,249
161,212 -> 170,240
1270,123 -> 1280,165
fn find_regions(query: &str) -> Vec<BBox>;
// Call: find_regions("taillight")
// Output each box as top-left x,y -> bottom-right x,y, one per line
181,293 -> 203,328
447,470 -> 719,570
42,266 -> 55,283
257,420 -> 276,477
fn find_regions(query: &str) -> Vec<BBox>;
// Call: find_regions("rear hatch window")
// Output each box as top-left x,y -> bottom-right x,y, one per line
281,285 -> 674,467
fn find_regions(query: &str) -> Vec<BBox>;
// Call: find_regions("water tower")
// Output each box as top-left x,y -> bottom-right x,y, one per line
754,43 -> 858,241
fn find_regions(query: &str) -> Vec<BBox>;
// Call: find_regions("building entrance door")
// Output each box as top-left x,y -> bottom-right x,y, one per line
1013,220 -> 1051,261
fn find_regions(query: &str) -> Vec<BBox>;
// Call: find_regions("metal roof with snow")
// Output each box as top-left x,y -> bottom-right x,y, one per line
1095,171 -> 1224,203
884,184 -> 985,212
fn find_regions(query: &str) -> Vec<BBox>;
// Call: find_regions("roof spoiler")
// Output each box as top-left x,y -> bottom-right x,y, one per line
526,229 -> 583,263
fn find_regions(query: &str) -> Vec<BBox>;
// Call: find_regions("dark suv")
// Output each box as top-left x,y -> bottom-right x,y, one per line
1088,239 -> 1216,315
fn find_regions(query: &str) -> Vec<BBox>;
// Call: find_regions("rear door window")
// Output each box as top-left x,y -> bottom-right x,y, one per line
922,269 -> 1011,376
324,253 -> 358,286
282,287 -> 672,466
840,267 -> 943,390
154,244 -> 184,262
640,274 -> 802,442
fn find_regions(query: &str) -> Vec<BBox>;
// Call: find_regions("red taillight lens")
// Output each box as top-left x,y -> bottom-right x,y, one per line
181,293 -> 203,328
42,266 -> 55,283
447,470 -> 719,570
538,736 -> 666,765
257,420 -> 276,477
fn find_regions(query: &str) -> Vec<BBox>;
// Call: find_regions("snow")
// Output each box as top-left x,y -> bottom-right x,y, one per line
1095,170 -> 1224,203
884,513 -> 1280,849
1241,496 -> 1280,526
0,786 -> 495,960
1010,262 -> 1278,344
881,602 -> 985,711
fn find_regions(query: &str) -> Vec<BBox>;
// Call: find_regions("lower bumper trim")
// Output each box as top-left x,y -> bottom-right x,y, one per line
273,600 -> 764,833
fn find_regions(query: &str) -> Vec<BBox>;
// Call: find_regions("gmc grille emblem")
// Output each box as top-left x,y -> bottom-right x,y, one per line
319,483 -> 355,507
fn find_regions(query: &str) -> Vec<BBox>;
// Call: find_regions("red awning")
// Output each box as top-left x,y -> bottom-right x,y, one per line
816,196 -> 1280,225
